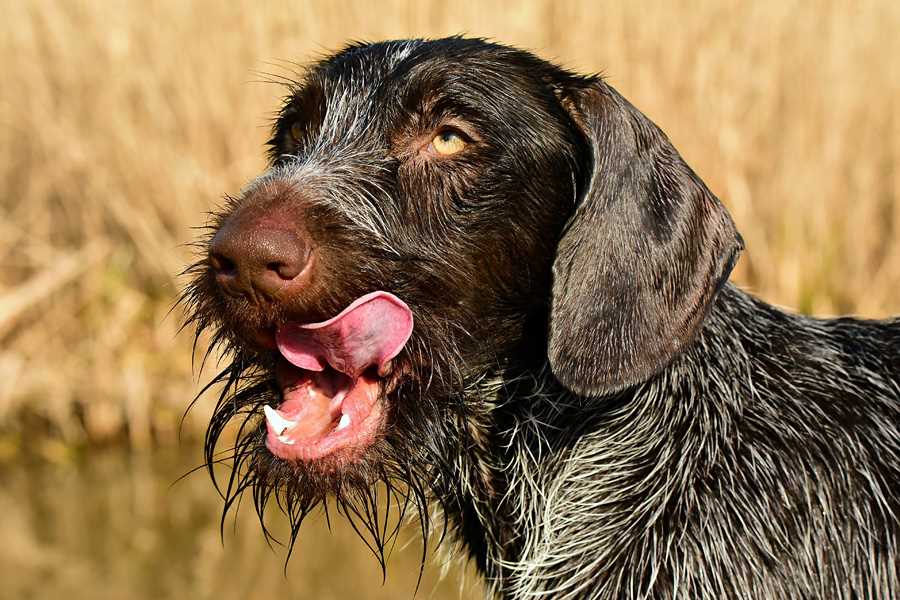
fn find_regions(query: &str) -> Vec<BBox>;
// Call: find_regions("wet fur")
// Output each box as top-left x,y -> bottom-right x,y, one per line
181,38 -> 900,599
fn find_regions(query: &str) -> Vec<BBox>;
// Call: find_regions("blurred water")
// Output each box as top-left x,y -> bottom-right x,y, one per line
0,447 -> 477,600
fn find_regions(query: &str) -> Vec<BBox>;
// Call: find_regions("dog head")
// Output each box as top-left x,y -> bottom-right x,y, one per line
182,36 -> 742,555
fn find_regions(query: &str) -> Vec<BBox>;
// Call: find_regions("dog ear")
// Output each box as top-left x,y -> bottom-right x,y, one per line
549,80 -> 743,396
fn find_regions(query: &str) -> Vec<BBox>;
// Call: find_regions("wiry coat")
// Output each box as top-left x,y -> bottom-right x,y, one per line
181,38 -> 900,599
473,286 -> 900,598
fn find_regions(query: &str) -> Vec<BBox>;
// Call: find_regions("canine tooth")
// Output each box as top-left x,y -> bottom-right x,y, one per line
277,434 -> 296,445
264,405 -> 297,435
337,413 -> 351,431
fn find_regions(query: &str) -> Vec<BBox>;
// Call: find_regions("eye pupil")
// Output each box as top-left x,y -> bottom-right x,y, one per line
432,129 -> 467,155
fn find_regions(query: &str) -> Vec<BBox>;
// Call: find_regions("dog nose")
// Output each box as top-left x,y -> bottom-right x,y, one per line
209,224 -> 310,299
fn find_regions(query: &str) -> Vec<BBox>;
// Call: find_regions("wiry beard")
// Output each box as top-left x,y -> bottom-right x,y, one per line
177,263 -> 486,581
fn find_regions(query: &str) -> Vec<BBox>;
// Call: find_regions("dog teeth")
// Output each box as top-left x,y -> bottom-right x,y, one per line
337,413 -> 351,431
276,434 -> 296,445
264,405 -> 297,436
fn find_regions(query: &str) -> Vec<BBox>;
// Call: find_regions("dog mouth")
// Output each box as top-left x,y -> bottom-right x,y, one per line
263,291 -> 414,463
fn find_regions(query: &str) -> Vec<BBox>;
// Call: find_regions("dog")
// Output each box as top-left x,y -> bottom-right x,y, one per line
182,37 -> 900,599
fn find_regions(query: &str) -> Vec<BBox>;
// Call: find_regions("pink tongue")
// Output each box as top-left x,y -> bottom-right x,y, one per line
275,291 -> 414,378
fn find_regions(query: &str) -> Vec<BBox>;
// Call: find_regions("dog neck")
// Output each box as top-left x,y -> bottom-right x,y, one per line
444,283 -> 900,598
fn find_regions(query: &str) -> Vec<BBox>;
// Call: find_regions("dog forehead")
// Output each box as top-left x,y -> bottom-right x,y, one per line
318,38 -> 532,77
271,38 -> 585,167
308,38 -> 558,109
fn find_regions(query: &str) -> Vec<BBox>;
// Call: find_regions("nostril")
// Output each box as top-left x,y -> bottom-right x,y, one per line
268,260 -> 303,280
209,252 -> 236,275
208,219 -> 311,299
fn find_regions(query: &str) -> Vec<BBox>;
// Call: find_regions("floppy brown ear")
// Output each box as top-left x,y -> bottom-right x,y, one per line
549,80 -> 743,397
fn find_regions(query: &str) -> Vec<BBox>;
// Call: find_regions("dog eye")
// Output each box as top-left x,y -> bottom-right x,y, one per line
289,121 -> 304,143
431,130 -> 467,156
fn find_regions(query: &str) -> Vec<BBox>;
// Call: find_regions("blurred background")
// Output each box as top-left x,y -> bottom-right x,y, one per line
1,1 -> 898,598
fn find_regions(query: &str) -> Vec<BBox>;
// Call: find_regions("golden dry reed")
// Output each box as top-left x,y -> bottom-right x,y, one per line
1,1 -> 898,449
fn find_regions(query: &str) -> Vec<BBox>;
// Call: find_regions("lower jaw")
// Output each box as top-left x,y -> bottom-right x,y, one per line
264,379 -> 384,464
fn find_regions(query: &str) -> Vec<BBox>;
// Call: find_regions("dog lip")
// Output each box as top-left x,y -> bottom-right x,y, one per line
250,326 -> 278,350
263,291 -> 413,462
265,361 -> 384,462
264,290 -> 413,463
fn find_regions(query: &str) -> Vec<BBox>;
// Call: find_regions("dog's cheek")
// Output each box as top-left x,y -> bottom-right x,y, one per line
392,150 -> 567,358
397,162 -> 466,220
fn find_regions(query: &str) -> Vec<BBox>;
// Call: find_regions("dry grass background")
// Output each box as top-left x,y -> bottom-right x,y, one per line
0,2 -> 898,598
0,0 -> 898,449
